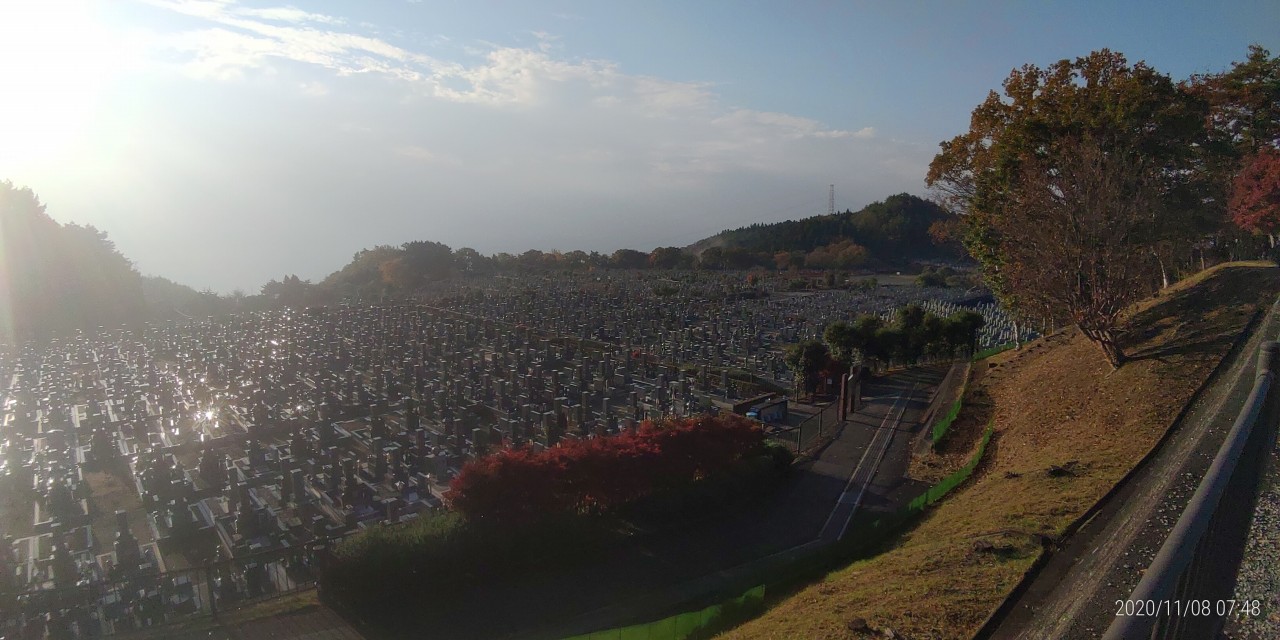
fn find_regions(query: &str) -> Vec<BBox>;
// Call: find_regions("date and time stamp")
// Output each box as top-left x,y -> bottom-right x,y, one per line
1115,599 -> 1266,620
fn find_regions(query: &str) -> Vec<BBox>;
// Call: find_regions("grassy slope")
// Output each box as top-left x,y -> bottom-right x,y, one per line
721,262 -> 1280,640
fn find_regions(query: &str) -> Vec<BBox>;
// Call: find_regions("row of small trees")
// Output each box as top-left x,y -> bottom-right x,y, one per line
785,306 -> 986,395
445,413 -> 769,526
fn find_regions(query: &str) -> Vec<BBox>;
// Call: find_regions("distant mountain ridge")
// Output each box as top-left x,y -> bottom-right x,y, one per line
687,193 -> 958,264
0,178 -> 966,344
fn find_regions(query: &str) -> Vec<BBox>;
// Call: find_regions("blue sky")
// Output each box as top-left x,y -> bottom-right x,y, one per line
0,0 -> 1276,292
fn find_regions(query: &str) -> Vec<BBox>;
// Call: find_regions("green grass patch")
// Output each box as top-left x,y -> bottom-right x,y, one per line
973,342 -> 1017,361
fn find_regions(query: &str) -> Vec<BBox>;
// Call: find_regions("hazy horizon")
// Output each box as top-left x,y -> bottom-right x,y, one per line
1,0 -> 1276,293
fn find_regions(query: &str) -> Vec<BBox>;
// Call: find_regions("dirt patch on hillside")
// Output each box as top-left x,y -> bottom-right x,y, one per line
721,263 -> 1280,640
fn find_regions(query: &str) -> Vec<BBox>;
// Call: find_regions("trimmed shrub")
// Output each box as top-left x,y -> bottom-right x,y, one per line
446,413 -> 766,526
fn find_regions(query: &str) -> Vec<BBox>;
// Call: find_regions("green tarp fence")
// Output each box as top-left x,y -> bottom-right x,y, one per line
972,342 -> 1016,362
930,397 -> 964,443
933,343 -> 1014,444
563,585 -> 766,640
910,420 -> 995,514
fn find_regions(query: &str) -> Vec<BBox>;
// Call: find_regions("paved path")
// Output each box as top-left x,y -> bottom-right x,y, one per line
985,296 -> 1280,640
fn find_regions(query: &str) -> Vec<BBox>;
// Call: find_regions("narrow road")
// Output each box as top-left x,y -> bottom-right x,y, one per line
820,385 -> 914,542
986,296 -> 1280,640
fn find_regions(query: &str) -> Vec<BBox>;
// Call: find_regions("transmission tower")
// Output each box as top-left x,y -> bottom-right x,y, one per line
828,184 -> 835,216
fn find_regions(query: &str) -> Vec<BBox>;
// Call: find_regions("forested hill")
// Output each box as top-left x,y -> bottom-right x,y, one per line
0,181 -> 146,343
688,193 -> 958,263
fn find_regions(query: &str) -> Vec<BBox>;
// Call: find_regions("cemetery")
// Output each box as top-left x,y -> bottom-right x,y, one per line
0,270 -> 1019,636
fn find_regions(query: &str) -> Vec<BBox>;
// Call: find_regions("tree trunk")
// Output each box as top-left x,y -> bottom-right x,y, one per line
1082,326 -> 1125,368
1097,335 -> 1125,369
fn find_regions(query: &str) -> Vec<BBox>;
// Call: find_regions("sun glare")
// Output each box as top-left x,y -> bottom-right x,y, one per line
0,1 -> 127,171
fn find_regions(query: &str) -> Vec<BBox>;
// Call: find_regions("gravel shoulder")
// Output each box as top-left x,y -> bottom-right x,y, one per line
990,290 -> 1280,639
1227,419 -> 1280,638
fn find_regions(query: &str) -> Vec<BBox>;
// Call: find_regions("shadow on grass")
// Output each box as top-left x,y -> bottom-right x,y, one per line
1123,268 -> 1272,363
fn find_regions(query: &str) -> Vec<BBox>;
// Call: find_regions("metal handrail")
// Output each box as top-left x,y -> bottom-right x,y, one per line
1102,341 -> 1279,640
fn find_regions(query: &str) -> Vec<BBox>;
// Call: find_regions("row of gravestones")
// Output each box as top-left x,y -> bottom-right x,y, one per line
0,270 -> 1022,605
430,271 -> 1016,385
0,302 -> 756,600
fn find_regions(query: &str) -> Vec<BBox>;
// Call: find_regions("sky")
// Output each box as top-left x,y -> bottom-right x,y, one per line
0,0 -> 1276,293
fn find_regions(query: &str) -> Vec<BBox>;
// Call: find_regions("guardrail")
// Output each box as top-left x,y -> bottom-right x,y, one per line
1102,341 -> 1280,640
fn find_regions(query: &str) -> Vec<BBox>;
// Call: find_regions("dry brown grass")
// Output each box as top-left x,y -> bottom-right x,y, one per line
720,263 -> 1280,640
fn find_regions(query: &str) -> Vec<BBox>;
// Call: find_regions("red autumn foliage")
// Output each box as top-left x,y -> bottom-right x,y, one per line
1231,148 -> 1280,237
445,413 -> 765,526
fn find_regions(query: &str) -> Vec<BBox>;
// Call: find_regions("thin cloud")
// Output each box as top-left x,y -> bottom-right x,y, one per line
237,6 -> 346,25
133,0 -> 910,180
530,30 -> 561,53
299,80 -> 329,96
87,0 -> 930,291
395,146 -> 461,166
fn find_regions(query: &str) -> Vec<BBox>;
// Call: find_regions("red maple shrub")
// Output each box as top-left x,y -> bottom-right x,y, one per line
445,413 -> 766,526
1230,148 -> 1280,242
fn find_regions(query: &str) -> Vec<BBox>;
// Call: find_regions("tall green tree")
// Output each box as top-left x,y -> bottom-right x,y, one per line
850,315 -> 884,366
945,311 -> 986,354
610,249 -> 649,269
453,247 -> 493,275
401,240 -> 454,281
648,246 -> 694,269
784,340 -> 829,396
823,322 -> 857,367
1187,45 -> 1280,155
697,246 -> 725,270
